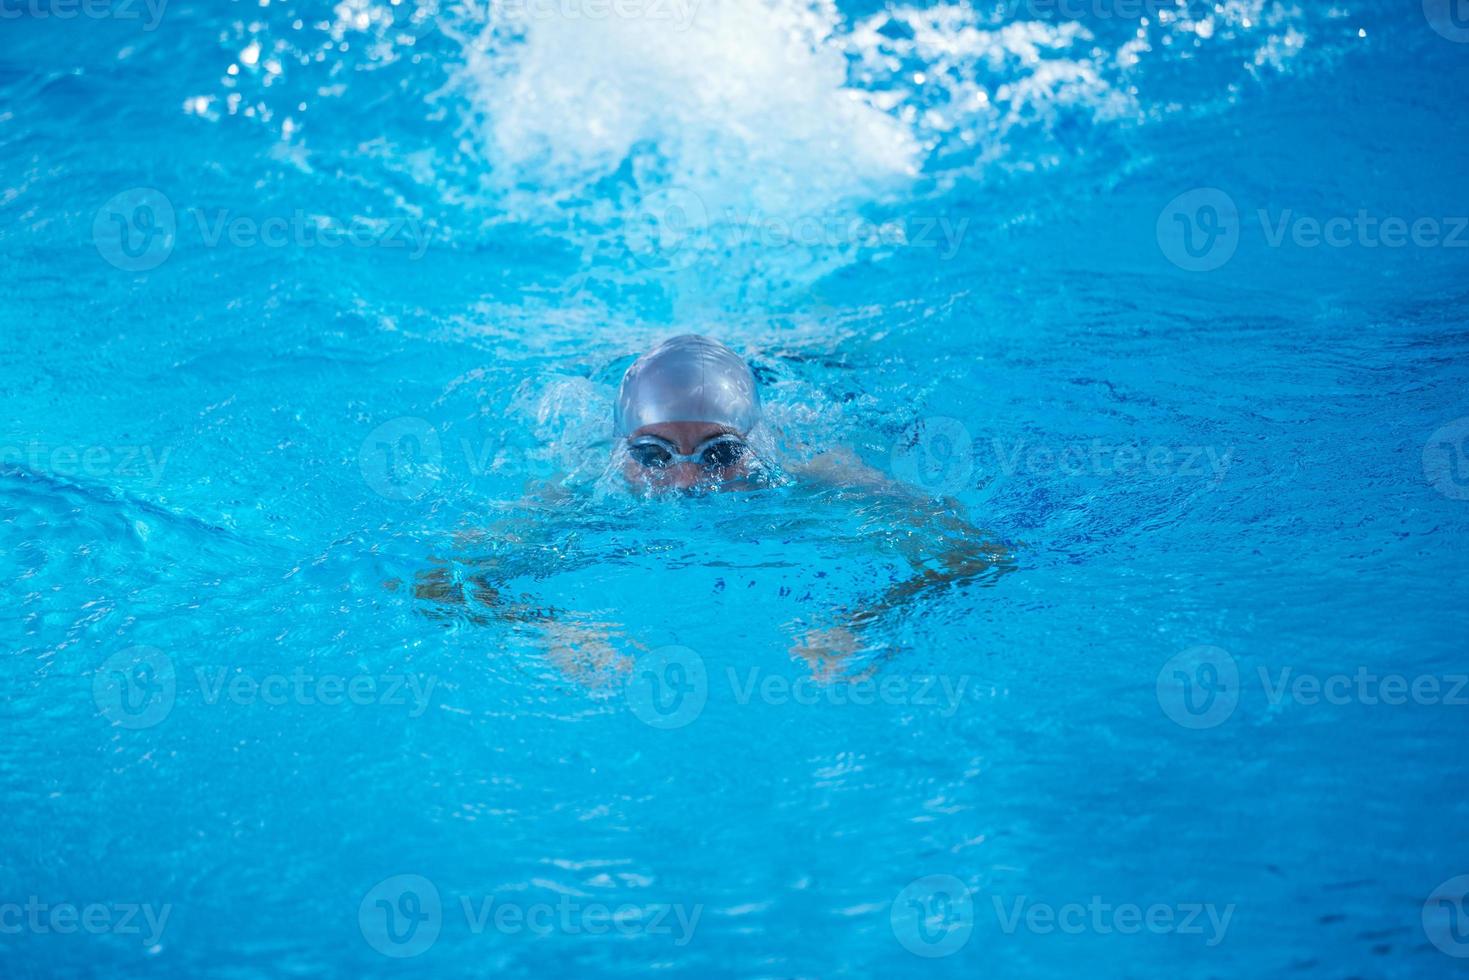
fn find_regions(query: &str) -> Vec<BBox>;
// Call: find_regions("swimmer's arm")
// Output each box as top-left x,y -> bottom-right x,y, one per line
409,559 -> 548,626
791,533 -> 1012,676
851,533 -> 1011,626
788,449 -> 1013,668
793,447 -> 895,493
791,447 -> 1011,565
410,516 -> 639,686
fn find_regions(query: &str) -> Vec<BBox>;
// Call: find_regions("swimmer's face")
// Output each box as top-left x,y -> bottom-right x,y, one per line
622,421 -> 752,492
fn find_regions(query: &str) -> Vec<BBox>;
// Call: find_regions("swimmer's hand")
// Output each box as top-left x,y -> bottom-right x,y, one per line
790,626 -> 868,682
789,505 -> 1014,677
541,617 -> 639,688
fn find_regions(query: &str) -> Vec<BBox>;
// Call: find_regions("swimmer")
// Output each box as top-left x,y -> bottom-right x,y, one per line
611,334 -> 1011,674
613,334 -> 763,493
414,333 -> 1011,681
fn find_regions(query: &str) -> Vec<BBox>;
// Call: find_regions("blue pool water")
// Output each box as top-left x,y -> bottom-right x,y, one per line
3,1 -> 1469,976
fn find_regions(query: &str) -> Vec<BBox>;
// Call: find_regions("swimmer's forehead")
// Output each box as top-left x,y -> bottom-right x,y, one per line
630,421 -> 740,441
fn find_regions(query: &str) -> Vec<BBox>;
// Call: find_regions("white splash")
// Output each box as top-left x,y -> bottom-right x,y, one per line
456,0 -> 922,221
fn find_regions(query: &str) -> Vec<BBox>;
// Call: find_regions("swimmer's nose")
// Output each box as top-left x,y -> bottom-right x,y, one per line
665,462 -> 705,489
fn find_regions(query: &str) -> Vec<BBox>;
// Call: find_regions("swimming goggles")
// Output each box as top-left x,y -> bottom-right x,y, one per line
626,434 -> 749,470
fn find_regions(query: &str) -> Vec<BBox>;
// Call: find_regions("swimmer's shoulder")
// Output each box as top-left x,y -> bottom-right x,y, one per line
796,447 -> 891,490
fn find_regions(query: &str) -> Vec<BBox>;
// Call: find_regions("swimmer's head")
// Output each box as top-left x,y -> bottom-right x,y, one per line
614,334 -> 760,491
615,334 -> 760,437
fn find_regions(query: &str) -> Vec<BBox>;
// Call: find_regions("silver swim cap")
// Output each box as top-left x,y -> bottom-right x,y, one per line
614,335 -> 760,436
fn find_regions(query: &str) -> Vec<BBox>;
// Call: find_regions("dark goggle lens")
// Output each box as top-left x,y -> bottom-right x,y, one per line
700,439 -> 747,468
628,442 -> 674,468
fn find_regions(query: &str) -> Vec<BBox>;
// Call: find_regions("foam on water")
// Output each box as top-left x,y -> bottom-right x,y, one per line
458,0 -> 921,217
441,0 -> 1316,289
191,0 -> 1322,302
